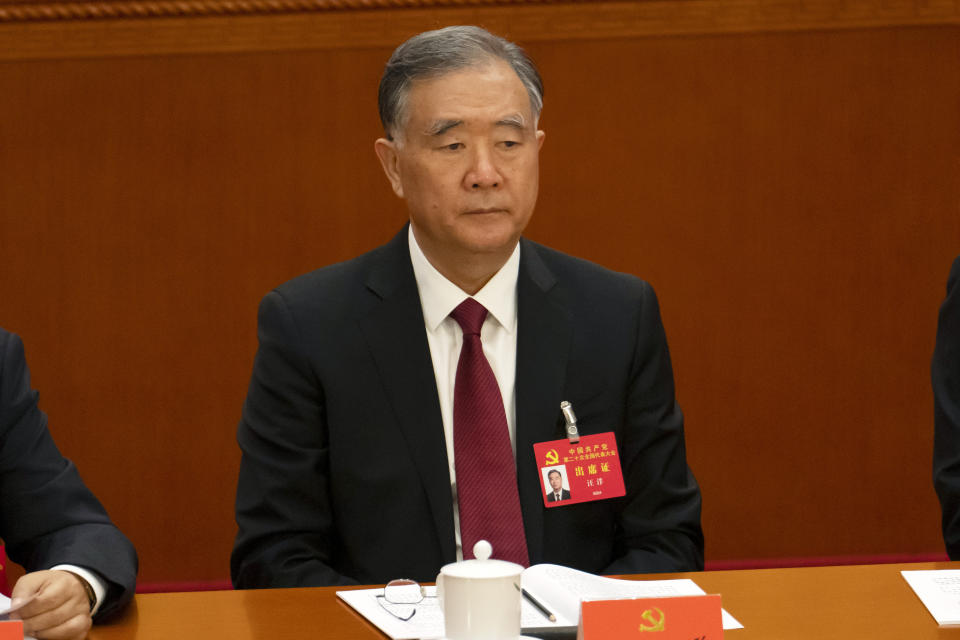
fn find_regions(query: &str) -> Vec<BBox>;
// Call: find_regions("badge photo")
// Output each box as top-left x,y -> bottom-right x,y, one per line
534,433 -> 626,508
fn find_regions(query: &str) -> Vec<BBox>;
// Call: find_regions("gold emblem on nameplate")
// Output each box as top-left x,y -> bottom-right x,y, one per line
638,607 -> 665,632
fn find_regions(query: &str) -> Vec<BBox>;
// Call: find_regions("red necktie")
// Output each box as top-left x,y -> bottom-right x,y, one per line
451,298 -> 529,566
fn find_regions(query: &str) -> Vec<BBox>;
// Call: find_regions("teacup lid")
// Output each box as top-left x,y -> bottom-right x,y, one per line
440,541 -> 524,579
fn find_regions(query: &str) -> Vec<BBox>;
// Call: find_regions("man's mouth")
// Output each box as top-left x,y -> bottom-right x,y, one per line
464,207 -> 506,214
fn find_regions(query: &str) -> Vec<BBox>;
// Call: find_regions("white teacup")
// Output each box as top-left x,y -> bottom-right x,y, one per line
436,540 -> 523,640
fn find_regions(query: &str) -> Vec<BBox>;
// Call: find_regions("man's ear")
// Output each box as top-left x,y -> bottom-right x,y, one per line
374,138 -> 404,198
536,129 -> 545,150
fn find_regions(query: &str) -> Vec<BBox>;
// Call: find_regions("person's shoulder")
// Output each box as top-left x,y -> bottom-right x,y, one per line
273,254 -> 366,301
0,328 -> 24,370
271,232 -> 405,306
521,238 -> 653,300
950,254 -> 960,284
0,328 -> 29,410
0,326 -> 16,349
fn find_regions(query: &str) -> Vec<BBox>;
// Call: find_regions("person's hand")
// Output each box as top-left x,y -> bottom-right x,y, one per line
9,570 -> 93,640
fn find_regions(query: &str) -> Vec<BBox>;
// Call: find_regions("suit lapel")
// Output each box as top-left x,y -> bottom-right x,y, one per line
515,239 -> 572,565
356,229 -> 457,564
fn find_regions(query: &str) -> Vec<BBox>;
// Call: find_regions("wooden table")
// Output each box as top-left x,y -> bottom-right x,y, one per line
88,562 -> 960,639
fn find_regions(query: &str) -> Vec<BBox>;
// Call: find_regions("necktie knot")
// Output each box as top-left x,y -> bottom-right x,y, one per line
451,298 -> 488,336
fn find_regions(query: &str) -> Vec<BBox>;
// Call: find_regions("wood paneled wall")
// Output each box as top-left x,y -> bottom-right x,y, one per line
1,0 -> 958,585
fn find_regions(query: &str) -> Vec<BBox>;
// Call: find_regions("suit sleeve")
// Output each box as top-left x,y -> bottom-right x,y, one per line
231,291 -> 354,588
934,256 -> 960,559
604,282 -> 704,574
0,332 -> 138,621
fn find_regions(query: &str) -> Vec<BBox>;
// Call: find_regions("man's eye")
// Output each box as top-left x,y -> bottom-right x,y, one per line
443,142 -> 463,151
502,140 -> 519,148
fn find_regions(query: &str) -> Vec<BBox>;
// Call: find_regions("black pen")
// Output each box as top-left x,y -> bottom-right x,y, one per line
516,583 -> 557,622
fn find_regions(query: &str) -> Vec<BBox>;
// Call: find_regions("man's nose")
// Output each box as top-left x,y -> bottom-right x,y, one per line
463,147 -> 502,190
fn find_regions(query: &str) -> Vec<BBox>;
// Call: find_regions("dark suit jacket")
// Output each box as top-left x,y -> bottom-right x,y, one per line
546,489 -> 571,502
0,328 -> 137,619
232,227 -> 703,587
934,255 -> 960,558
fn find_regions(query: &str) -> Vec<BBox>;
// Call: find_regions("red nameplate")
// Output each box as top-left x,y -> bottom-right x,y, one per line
534,433 -> 626,507
0,620 -> 23,640
577,594 -> 723,640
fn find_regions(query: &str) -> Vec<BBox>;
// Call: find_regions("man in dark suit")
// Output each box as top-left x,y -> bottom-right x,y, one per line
232,25 -> 703,588
0,328 -> 137,639
934,255 -> 960,558
545,469 -> 570,502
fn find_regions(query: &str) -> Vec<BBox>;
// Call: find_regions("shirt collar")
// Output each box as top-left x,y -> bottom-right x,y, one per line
408,225 -> 519,333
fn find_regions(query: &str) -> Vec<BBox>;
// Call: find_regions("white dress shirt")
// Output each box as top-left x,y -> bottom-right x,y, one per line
50,564 -> 106,615
408,225 -> 519,561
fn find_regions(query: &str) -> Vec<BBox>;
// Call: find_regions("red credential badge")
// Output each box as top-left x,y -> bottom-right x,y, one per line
534,432 -> 625,507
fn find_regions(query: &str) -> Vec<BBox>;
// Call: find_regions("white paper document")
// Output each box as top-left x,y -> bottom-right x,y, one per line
902,569 -> 960,626
338,586 -> 442,640
0,594 -> 38,639
520,564 -> 743,633
337,564 -> 743,640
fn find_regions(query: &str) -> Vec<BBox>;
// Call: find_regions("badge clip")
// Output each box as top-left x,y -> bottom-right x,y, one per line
560,401 -> 580,443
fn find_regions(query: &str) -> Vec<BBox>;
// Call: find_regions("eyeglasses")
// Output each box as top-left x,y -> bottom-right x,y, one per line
376,579 -> 436,621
